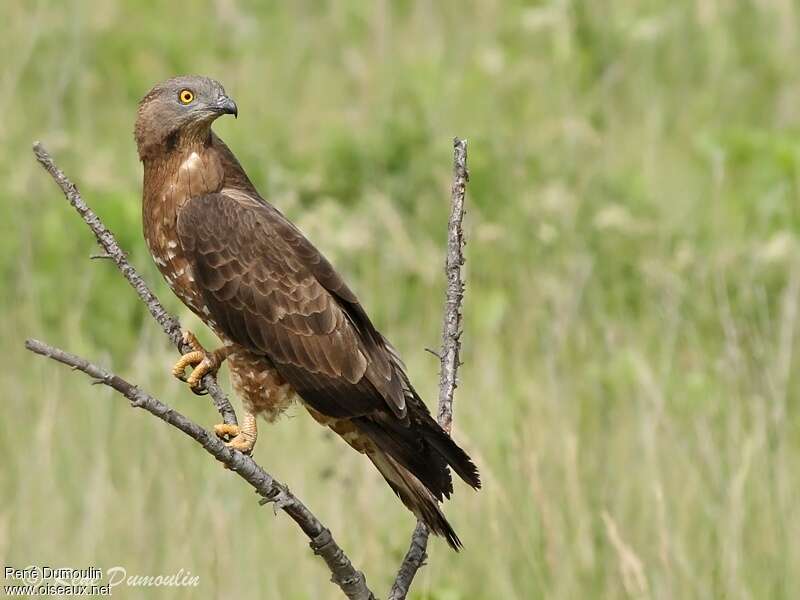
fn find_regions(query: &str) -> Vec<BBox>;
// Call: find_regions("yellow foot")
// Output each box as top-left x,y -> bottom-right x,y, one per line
213,423 -> 240,438
213,412 -> 257,455
171,331 -> 232,394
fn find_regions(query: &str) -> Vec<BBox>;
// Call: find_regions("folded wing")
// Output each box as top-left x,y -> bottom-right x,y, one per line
176,191 -> 407,420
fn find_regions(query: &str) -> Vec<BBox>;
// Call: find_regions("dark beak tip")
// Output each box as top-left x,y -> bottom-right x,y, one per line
218,97 -> 238,119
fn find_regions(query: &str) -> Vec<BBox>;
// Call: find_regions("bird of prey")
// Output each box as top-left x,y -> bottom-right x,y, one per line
134,75 -> 480,548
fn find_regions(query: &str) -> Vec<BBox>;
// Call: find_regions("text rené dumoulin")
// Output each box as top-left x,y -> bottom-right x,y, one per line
4,565 -> 200,589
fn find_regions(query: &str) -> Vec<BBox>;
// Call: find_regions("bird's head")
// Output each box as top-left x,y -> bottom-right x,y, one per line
134,75 -> 238,160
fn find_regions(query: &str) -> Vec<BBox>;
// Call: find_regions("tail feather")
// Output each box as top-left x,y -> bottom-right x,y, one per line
356,415 -> 455,501
419,412 -> 481,490
354,390 -> 480,550
368,451 -> 463,550
355,392 -> 481,500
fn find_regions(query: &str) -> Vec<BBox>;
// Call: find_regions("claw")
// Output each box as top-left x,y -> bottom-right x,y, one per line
214,423 -> 240,439
214,412 -> 257,455
182,330 -> 204,352
226,435 -> 255,454
171,331 -> 233,395
186,356 -> 216,390
172,350 -> 206,382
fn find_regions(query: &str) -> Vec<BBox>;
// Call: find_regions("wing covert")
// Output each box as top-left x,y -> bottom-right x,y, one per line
176,192 -> 407,419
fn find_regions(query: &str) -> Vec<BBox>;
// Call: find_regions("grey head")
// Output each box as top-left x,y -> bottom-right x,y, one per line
134,75 -> 238,160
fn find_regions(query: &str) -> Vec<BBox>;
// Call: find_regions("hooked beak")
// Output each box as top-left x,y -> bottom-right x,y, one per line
216,95 -> 238,119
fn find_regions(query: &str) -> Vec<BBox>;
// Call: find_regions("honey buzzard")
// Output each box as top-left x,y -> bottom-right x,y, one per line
134,76 -> 480,548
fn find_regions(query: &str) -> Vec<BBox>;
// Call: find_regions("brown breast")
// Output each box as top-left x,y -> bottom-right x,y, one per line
142,144 -> 225,319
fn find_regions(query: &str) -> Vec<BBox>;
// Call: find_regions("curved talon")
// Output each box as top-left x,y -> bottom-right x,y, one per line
186,356 -> 216,389
172,350 -> 205,381
214,414 -> 257,455
171,330 -> 233,395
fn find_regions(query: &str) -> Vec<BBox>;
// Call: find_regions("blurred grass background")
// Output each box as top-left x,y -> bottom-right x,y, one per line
2,0 -> 800,598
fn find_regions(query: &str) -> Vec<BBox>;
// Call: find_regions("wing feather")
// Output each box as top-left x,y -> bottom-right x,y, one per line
177,191 -> 407,419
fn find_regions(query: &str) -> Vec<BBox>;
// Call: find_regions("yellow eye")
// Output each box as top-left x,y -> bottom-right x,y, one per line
179,89 -> 194,104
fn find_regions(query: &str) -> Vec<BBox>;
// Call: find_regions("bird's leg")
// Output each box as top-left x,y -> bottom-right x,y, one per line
172,330 -> 234,394
214,411 -> 257,454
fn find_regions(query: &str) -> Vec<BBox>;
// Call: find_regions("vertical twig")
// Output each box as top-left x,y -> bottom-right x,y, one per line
437,137 -> 468,435
389,138 -> 469,600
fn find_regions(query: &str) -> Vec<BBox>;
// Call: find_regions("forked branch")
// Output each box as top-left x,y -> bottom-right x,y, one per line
26,138 -> 469,600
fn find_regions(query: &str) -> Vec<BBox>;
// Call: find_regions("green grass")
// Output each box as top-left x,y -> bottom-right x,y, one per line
2,1 -> 800,598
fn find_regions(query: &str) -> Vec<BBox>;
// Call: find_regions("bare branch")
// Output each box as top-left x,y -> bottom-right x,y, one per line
437,137 -> 469,435
389,138 -> 469,600
388,522 -> 429,600
25,338 -> 376,600
31,139 -> 469,600
32,142 -> 236,426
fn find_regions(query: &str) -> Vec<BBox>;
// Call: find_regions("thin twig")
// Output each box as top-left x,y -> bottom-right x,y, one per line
32,142 -> 236,426
25,339 -> 375,600
389,138 -> 469,600
436,137 -> 469,435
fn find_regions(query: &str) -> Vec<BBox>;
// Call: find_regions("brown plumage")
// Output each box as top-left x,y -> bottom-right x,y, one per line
135,75 -> 480,549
